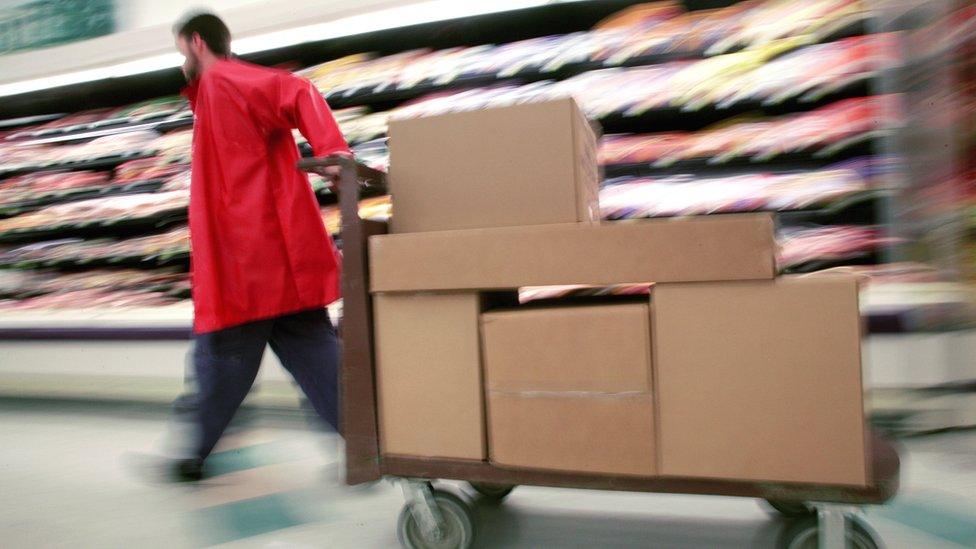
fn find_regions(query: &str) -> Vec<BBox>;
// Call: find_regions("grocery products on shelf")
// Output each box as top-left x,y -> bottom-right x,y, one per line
114,157 -> 187,183
599,160 -> 879,220
0,130 -> 160,173
599,95 -> 899,167
320,195 -> 392,236
389,34 -> 896,123
0,286 -> 182,310
778,224 -> 902,269
0,171 -> 111,208
0,226 -> 189,267
0,191 -> 188,233
297,0 -> 872,103
0,0 -> 947,316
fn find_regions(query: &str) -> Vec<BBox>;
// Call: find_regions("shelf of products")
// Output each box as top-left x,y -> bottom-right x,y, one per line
301,0 -> 874,110
599,159 -> 890,220
0,190 -> 189,243
0,0 -> 969,336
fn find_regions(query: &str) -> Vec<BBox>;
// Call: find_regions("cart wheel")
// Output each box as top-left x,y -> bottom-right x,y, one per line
397,489 -> 475,549
468,482 -> 515,501
763,499 -> 816,518
778,515 -> 882,549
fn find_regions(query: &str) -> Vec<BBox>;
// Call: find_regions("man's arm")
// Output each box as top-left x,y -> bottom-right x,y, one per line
278,73 -> 350,157
277,73 -> 351,185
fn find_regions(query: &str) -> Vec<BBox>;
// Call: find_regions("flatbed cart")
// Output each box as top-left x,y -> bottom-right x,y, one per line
299,155 -> 901,549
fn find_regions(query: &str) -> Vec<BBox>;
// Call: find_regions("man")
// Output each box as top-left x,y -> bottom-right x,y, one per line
172,12 -> 349,481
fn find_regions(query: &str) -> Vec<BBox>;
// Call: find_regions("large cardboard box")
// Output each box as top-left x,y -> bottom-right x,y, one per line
482,303 -> 652,393
482,303 -> 656,475
652,276 -> 869,486
370,214 -> 776,292
388,97 -> 599,233
374,292 -> 485,460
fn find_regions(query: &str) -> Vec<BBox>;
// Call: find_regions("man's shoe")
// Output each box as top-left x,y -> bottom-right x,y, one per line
174,458 -> 205,482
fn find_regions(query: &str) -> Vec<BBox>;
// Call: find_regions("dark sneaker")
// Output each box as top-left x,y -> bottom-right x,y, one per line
173,458 -> 205,482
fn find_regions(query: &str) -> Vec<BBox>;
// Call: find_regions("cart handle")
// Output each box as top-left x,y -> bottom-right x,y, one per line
298,154 -> 387,227
297,155 -> 386,189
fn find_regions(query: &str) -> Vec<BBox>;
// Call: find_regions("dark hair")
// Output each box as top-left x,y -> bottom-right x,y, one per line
174,12 -> 231,57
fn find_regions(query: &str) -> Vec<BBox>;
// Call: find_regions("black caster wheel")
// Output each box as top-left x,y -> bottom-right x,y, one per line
763,499 -> 816,518
397,488 -> 475,549
468,482 -> 516,501
778,515 -> 883,549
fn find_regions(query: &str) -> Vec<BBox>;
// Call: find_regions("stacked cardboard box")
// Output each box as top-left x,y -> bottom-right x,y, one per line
371,98 -> 869,486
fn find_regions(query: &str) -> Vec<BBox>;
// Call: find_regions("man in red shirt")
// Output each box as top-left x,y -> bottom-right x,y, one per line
172,12 -> 349,481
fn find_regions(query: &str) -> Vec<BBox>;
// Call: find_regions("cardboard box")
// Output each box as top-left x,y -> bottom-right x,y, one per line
488,393 -> 656,476
388,98 -> 599,233
374,292 -> 485,460
482,303 -> 652,393
652,276 -> 869,486
482,303 -> 656,475
370,214 -> 776,292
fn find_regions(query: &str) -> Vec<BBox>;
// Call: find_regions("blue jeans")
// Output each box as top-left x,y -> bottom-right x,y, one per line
192,308 -> 339,460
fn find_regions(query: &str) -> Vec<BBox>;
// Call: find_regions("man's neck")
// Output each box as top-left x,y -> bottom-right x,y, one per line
197,53 -> 225,75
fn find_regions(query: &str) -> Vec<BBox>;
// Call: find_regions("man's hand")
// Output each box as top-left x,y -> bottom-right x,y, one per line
307,164 -> 342,198
309,164 -> 342,182
302,152 -> 354,196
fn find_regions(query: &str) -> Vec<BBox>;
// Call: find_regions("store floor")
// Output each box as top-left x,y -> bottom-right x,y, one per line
1,400 -> 974,548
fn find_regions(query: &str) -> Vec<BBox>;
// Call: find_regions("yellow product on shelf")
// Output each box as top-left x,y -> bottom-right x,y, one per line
300,53 -> 372,81
689,35 -> 810,109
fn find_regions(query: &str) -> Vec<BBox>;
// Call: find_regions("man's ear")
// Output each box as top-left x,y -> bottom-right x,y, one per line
192,32 -> 205,52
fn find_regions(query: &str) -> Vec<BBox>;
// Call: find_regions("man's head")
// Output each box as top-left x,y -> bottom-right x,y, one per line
174,12 -> 231,81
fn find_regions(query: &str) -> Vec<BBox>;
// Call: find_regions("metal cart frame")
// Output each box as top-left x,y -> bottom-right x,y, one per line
300,155 -> 901,549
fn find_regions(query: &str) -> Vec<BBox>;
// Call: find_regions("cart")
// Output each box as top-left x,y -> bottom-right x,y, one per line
299,155 -> 901,549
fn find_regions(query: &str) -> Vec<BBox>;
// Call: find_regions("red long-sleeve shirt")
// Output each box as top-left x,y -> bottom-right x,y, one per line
182,58 -> 349,333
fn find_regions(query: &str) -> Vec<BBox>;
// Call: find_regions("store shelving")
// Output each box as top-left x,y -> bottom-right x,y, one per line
0,0 -> 942,325
0,113 -> 66,130
0,150 -> 157,178
7,114 -> 192,147
0,178 -> 166,218
0,207 -> 187,245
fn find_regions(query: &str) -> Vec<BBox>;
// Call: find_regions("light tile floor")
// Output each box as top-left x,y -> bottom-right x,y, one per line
0,400 -> 974,548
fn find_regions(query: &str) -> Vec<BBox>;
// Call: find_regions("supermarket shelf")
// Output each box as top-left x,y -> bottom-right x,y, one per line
0,326 -> 193,340
603,142 -> 875,179
599,76 -> 873,134
603,189 -> 891,226
0,178 -> 167,219
0,113 -> 66,130
0,304 -> 193,340
0,151 -> 157,179
324,49 -> 708,111
0,208 -> 187,245
1,250 -> 190,271
0,181 -> 348,253
7,114 -> 192,146
782,251 -> 883,274
322,14 -> 872,111
0,301 -> 344,339
777,189 -> 893,226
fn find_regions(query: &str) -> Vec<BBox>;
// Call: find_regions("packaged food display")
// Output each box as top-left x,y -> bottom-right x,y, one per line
0,191 -> 188,233
599,161 -> 875,220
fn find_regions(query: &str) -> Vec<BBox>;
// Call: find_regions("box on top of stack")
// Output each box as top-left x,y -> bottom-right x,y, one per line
387,97 -> 599,234
370,97 -> 870,488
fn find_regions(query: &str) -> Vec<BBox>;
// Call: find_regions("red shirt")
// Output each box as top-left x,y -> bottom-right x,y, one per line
183,59 -> 349,333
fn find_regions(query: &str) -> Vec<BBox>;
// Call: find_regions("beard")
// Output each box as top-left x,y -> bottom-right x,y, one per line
182,52 -> 200,81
